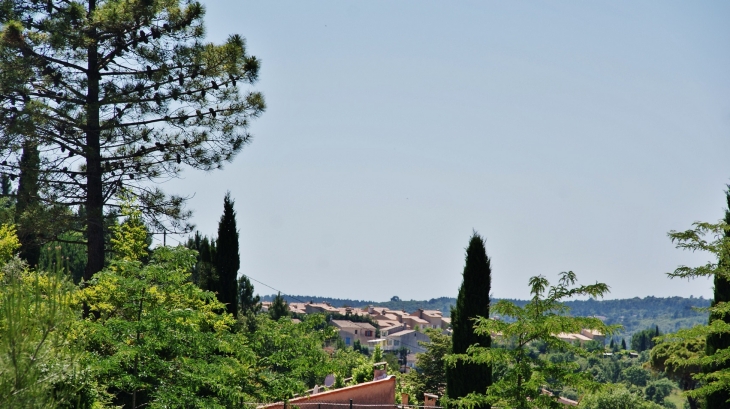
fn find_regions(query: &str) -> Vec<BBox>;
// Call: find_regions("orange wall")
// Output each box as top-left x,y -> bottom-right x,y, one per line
261,376 -> 396,409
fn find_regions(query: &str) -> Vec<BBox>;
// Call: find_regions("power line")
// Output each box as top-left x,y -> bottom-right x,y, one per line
240,273 -> 308,304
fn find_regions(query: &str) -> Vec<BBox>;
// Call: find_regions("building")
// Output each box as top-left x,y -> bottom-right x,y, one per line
412,309 -> 449,330
385,329 -> 431,353
331,320 -> 377,347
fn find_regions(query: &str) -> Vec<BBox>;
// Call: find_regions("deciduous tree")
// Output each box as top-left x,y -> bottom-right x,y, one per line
448,272 -> 615,409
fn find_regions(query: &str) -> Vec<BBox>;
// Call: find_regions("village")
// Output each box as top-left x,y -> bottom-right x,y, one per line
261,300 -> 607,371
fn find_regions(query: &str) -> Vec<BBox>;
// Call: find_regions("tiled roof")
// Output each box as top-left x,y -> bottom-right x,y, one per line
330,320 -> 376,330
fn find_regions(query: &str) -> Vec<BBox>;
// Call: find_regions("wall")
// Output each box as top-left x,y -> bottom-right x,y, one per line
260,376 -> 396,409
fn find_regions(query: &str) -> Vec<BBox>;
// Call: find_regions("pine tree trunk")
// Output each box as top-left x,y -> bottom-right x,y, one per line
84,0 -> 105,281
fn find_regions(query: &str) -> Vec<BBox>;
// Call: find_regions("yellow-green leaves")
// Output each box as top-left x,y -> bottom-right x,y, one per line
110,196 -> 149,262
0,224 -> 20,263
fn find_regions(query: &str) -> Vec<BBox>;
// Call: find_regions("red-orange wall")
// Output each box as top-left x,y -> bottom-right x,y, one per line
260,376 -> 396,409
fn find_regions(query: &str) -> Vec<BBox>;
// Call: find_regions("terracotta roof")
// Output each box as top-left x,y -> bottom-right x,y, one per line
404,316 -> 430,324
330,320 -> 376,331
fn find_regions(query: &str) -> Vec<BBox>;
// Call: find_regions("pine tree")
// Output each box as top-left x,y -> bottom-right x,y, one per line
0,1 -> 265,281
215,192 -> 239,317
269,292 -> 289,321
446,232 -> 492,408
238,275 -> 260,315
705,187 -> 730,408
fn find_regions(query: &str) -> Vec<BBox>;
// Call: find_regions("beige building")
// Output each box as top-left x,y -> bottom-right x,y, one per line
412,309 -> 449,330
331,320 -> 377,347
384,329 -> 431,353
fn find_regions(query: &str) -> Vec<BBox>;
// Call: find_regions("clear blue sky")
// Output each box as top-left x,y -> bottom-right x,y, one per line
165,1 -> 730,301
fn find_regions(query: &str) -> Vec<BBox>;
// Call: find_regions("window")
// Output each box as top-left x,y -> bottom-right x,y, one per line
345,337 -> 351,345
365,330 -> 373,337
355,330 -> 358,334
394,340 -> 400,346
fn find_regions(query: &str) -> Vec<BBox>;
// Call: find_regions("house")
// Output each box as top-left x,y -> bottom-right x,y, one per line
385,329 -> 431,353
402,315 -> 430,331
380,322 -> 408,336
288,302 -> 307,314
580,329 -> 605,344
331,320 -> 376,347
305,302 -> 340,315
556,332 -> 592,346
412,309 -> 448,330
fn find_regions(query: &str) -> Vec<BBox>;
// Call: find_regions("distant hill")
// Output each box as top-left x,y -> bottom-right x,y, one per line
261,294 -> 711,342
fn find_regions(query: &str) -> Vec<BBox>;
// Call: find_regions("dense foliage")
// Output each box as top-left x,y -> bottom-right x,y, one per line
447,272 -> 614,409
0,219 -> 366,408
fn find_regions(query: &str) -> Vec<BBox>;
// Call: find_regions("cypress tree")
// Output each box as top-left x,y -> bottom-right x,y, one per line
621,338 -> 627,350
216,192 -> 239,317
15,139 -> 40,266
705,187 -> 730,408
446,232 -> 492,408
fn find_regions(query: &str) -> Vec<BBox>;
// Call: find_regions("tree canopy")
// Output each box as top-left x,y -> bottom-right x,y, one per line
448,271 -> 615,409
0,0 -> 265,279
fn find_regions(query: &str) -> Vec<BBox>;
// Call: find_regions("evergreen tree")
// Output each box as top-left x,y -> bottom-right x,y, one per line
14,139 -> 40,266
238,274 -> 260,315
269,292 -> 289,321
216,192 -> 239,317
621,338 -> 627,350
0,174 -> 10,197
186,231 -> 216,291
446,232 -> 492,408
0,1 -> 265,281
705,187 -> 730,408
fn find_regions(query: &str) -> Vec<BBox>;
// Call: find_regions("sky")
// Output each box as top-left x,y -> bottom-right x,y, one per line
164,1 -> 730,301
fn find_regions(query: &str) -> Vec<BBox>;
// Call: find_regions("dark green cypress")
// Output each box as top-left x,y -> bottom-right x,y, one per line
216,192 -> 239,317
705,187 -> 730,408
446,232 -> 492,408
15,140 -> 41,267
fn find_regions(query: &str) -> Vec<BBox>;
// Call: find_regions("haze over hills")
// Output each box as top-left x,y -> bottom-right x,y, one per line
262,294 -> 711,342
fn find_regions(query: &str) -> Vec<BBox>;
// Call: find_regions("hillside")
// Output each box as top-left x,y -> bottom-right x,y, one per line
262,294 -> 711,342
